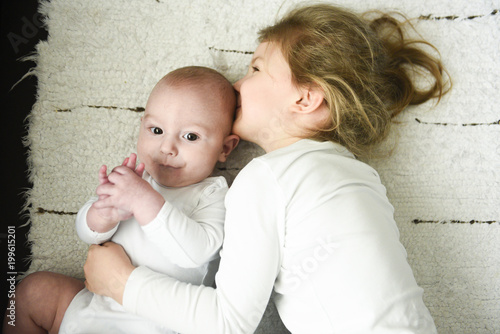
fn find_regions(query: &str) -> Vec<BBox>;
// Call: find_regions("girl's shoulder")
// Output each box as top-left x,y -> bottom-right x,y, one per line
254,139 -> 362,173
246,139 -> 382,190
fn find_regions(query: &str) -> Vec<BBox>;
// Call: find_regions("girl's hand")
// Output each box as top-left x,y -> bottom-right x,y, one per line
84,242 -> 135,305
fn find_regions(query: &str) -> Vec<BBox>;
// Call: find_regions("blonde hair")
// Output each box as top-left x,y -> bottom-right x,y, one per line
259,4 -> 451,157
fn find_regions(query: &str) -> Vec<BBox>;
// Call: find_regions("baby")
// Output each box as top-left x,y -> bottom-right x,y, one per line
6,66 -> 239,334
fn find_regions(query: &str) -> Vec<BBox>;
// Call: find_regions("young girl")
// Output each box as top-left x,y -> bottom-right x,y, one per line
13,4 -> 451,333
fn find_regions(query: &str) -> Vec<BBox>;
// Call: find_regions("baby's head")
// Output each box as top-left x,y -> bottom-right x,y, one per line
137,66 -> 239,187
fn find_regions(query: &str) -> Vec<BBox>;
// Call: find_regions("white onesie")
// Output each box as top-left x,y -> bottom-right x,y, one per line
59,173 -> 228,334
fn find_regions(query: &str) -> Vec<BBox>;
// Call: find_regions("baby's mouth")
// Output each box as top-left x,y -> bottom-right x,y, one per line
155,160 -> 182,169
160,164 -> 181,169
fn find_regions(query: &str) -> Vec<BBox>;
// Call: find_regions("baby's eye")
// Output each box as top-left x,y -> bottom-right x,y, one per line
183,133 -> 199,141
150,127 -> 163,135
251,66 -> 259,72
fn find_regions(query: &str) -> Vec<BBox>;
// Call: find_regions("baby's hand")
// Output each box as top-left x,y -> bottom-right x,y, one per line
94,166 -> 149,216
98,165 -> 110,186
95,165 -> 132,222
92,196 -> 133,223
88,154 -> 145,231
99,153 -> 145,185
121,153 -> 145,177
94,165 -> 163,226
96,153 -> 145,206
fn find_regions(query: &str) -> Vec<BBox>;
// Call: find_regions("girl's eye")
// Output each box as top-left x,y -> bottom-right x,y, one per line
251,66 -> 259,73
150,127 -> 163,135
183,133 -> 199,141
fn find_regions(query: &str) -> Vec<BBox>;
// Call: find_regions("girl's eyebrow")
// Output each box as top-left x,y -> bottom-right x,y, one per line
251,56 -> 262,64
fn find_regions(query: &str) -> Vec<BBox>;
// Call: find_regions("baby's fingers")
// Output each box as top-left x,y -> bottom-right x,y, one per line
122,153 -> 137,170
98,165 -> 109,185
128,153 -> 138,168
92,196 -> 114,210
96,182 -> 115,197
135,162 -> 145,177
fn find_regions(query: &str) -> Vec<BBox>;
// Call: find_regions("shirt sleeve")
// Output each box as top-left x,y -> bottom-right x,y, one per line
123,160 -> 284,334
140,182 -> 227,268
75,197 -> 119,245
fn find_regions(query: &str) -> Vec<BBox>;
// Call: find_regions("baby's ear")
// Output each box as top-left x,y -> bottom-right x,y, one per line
218,134 -> 240,162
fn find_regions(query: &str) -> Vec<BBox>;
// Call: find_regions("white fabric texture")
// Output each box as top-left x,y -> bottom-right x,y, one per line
23,0 -> 499,333
59,288 -> 176,334
123,139 -> 437,334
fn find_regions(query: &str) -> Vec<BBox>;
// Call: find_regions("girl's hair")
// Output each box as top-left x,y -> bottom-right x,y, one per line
259,4 -> 451,157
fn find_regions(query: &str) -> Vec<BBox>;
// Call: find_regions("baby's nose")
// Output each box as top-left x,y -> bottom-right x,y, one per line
160,138 -> 178,156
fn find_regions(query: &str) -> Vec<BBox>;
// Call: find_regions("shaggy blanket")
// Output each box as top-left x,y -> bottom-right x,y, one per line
23,0 -> 499,332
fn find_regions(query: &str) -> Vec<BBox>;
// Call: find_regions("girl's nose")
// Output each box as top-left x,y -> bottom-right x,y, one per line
233,78 -> 243,92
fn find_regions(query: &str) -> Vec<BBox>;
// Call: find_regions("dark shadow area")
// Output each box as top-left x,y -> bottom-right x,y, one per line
1,0 -> 47,325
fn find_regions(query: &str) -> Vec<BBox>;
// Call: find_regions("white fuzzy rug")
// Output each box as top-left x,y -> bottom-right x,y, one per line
24,0 -> 499,332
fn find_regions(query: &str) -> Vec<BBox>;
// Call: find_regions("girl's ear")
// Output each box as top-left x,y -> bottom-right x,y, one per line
291,85 -> 325,114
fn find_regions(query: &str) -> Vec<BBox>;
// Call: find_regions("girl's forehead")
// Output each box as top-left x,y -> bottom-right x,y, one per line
258,42 -> 288,63
255,42 -> 291,78
254,42 -> 274,57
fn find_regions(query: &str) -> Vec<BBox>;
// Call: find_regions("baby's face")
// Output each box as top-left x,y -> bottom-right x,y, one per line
137,82 -> 231,187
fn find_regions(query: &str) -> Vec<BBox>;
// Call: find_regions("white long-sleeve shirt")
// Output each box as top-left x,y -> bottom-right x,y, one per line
123,139 -> 437,334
